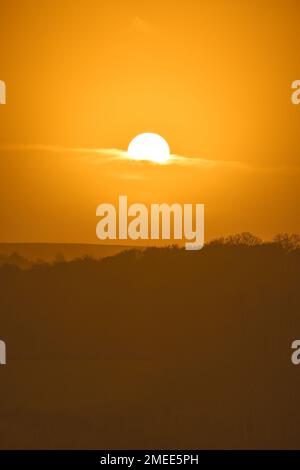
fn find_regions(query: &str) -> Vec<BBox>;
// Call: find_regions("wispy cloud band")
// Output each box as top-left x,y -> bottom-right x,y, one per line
0,144 -> 246,169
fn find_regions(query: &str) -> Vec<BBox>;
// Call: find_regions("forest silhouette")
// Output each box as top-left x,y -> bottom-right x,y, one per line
0,232 -> 300,449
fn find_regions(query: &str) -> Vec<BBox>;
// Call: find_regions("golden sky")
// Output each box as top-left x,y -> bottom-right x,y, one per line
0,0 -> 299,243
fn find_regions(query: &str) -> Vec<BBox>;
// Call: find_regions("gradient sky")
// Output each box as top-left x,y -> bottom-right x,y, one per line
0,0 -> 299,243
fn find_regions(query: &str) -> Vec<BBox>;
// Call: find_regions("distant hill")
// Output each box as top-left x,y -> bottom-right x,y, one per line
0,243 -> 300,448
0,243 -> 140,262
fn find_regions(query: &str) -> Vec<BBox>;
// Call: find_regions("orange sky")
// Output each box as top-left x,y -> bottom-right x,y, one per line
0,0 -> 299,243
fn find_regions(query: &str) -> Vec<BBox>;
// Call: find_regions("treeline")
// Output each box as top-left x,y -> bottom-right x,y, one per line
0,232 -> 299,269
0,232 -> 300,448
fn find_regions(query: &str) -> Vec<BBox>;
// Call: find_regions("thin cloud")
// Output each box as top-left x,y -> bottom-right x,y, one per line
0,144 -> 127,163
0,144 -> 245,169
130,16 -> 156,35
9,144 -> 299,174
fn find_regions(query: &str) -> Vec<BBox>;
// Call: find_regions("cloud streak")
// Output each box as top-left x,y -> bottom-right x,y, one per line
0,144 -> 246,169
6,143 -> 298,174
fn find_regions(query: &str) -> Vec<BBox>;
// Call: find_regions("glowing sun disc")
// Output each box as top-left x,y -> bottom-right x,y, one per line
128,133 -> 170,163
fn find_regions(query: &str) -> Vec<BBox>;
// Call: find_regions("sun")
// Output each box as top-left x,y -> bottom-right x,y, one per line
127,133 -> 170,164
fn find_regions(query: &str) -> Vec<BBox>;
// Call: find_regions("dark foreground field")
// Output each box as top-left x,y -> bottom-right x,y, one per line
0,239 -> 300,449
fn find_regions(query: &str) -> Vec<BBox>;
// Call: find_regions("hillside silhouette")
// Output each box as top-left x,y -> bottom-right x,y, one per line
0,233 -> 300,449
0,242 -> 138,264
